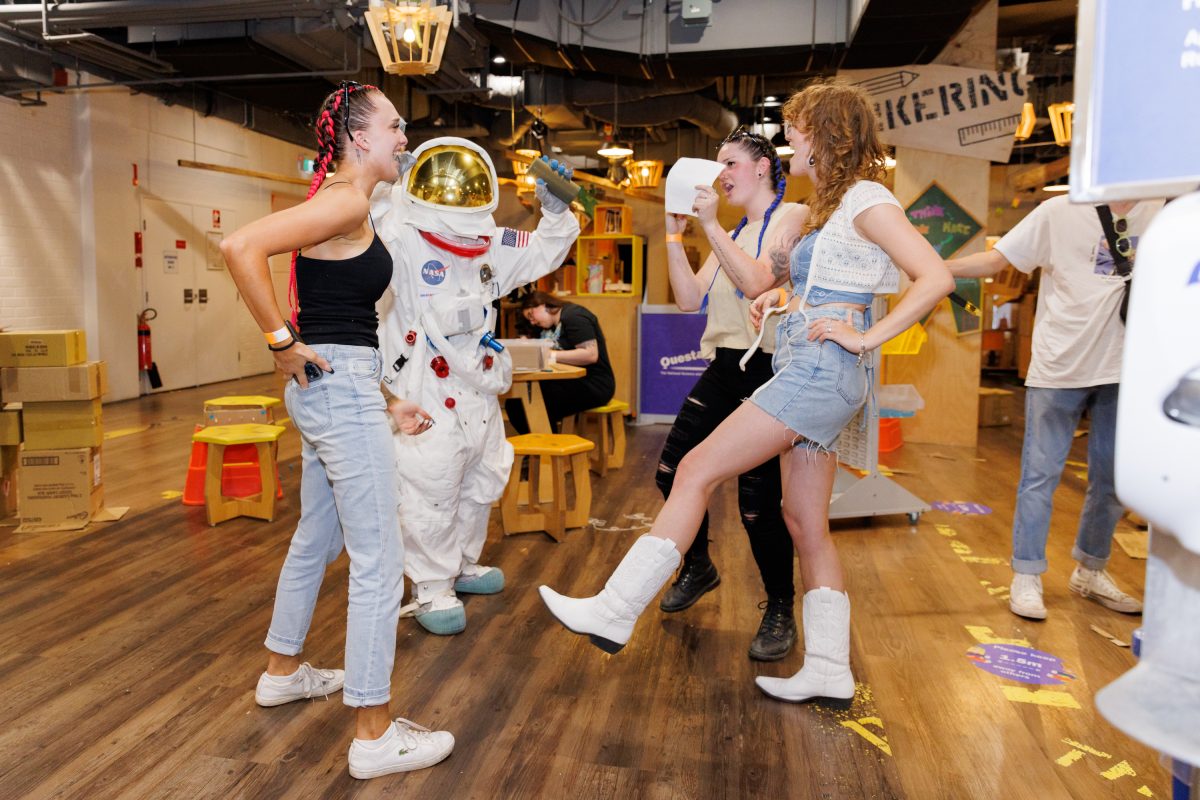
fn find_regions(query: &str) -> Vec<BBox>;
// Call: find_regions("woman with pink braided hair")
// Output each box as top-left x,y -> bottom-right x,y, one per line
222,82 -> 454,779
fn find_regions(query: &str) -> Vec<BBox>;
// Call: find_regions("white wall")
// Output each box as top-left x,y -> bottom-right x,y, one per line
1,85 -> 313,402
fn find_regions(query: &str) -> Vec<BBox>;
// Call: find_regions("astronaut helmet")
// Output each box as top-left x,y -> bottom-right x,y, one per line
402,137 -> 498,219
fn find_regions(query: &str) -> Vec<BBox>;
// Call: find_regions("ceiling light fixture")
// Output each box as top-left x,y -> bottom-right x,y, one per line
1014,101 -> 1036,141
597,79 -> 635,160
492,54 -> 506,64
365,0 -> 452,76
1048,101 -> 1074,147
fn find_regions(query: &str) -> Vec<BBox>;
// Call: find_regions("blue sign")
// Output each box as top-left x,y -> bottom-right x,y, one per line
639,306 -> 709,419
420,260 -> 447,285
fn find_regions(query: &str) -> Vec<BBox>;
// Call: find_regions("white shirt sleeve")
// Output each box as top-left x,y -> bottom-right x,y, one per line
994,196 -> 1056,275
845,181 -> 902,220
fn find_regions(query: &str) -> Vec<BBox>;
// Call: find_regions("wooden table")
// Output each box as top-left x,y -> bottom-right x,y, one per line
501,363 -> 585,434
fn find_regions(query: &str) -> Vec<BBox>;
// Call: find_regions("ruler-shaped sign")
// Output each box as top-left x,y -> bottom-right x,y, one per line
837,64 -> 1030,163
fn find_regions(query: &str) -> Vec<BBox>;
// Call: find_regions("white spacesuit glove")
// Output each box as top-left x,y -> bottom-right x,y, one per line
534,158 -> 574,215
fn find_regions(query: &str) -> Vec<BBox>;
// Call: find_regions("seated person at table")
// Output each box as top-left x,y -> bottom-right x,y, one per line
508,290 -> 615,433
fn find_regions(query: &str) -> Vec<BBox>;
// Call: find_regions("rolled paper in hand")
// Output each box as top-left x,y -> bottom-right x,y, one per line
527,157 -> 581,205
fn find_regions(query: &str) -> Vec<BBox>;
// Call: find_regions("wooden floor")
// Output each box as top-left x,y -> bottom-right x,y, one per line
0,374 -> 1166,799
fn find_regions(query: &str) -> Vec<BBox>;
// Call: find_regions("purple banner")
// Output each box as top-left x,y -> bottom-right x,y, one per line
639,306 -> 709,418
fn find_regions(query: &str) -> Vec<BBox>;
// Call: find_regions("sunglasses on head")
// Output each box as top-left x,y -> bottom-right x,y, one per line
339,80 -> 363,134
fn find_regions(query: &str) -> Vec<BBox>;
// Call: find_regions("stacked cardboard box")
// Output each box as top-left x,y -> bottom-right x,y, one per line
978,388 -> 1015,427
0,330 -> 108,530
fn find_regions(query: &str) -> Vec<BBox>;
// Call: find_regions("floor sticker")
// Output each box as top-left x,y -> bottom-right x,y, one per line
1000,686 -> 1082,708
967,643 -> 1076,685
931,501 -> 993,515
840,717 -> 892,757
965,625 -> 1030,647
160,490 -> 183,500
1055,739 -> 1155,795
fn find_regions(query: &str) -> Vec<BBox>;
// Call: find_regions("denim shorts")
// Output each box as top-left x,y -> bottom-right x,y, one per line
749,306 -> 869,451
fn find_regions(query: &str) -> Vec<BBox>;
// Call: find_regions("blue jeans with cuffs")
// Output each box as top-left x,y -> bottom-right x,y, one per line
265,344 -> 404,707
1011,384 -> 1122,575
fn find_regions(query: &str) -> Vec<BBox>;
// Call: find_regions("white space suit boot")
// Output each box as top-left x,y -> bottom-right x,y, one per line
756,587 -> 855,707
538,535 -> 680,654
454,563 -> 504,595
400,580 -> 465,636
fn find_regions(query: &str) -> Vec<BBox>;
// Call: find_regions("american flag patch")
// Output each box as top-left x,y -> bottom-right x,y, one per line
500,228 -> 529,248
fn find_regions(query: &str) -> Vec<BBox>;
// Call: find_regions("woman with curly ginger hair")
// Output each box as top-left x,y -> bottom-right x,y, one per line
539,80 -> 955,704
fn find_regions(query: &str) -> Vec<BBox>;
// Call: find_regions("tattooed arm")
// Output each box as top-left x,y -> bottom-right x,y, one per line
692,187 -> 807,296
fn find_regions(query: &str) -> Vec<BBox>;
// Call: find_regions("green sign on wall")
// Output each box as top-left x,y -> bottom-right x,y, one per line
906,183 -> 984,335
904,182 -> 982,257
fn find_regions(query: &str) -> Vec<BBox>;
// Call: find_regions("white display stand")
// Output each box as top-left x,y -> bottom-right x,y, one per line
829,298 -> 930,524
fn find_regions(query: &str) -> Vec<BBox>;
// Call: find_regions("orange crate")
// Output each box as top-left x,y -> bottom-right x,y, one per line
878,418 -> 903,453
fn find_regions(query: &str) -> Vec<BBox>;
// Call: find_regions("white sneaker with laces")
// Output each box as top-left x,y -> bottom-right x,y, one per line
1069,566 -> 1143,614
348,718 -> 455,779
255,663 -> 345,707
1009,573 -> 1047,620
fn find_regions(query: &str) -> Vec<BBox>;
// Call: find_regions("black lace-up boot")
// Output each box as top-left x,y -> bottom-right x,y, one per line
749,596 -> 797,661
658,556 -> 720,613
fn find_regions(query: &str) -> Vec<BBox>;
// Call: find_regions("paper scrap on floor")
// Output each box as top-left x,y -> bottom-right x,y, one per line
1114,530 -> 1149,559
664,158 -> 725,215
1090,624 -> 1130,648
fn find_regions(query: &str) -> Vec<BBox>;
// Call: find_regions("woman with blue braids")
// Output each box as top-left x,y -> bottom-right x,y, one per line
655,129 -> 805,662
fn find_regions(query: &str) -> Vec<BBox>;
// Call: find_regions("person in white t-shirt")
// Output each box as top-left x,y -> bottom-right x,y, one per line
950,194 -> 1163,620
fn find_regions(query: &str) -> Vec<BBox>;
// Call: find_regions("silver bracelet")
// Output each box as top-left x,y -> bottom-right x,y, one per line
855,335 -> 867,367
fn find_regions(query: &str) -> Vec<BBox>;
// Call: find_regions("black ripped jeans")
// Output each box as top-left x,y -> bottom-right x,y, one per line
655,347 -> 795,603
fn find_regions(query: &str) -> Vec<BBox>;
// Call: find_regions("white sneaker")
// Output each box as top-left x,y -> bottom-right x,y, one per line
255,663 -> 344,707
1069,566 -> 1143,614
1009,573 -> 1047,620
347,718 -> 455,779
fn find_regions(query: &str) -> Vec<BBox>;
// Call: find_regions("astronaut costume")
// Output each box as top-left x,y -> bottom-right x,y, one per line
374,138 -> 579,634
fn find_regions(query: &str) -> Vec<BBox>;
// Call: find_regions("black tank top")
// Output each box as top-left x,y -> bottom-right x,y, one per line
296,228 -> 392,349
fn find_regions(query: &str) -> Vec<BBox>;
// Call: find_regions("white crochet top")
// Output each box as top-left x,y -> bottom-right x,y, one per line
799,180 -> 902,304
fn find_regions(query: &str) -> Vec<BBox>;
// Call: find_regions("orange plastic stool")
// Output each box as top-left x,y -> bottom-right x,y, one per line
183,425 -> 282,505
193,424 -> 287,525
878,418 -> 904,453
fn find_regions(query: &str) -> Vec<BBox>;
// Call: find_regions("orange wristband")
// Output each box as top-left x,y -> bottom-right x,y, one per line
776,288 -> 788,308
665,233 -> 683,244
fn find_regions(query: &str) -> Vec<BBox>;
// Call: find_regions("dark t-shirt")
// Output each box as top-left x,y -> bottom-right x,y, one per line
554,304 -> 615,397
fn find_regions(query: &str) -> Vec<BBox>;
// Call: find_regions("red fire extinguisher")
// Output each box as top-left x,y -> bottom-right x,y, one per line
138,308 -> 163,389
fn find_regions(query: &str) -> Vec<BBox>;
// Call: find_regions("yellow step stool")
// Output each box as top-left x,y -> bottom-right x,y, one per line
192,423 -> 286,526
576,399 -> 629,477
501,433 -> 595,542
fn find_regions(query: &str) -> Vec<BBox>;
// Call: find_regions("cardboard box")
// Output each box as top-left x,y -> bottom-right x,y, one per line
0,444 -> 18,519
18,447 -> 103,528
0,330 -> 87,367
0,409 -> 20,445
21,398 -> 103,449
497,339 -> 548,371
979,388 -> 1015,427
1,361 -> 108,402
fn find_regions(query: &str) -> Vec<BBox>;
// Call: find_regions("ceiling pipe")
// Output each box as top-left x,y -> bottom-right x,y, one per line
0,1 -> 341,28
587,94 -> 737,142
40,0 -> 90,42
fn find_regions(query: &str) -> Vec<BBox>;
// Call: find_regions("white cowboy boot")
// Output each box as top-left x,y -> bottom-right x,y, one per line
539,535 -> 681,653
755,587 -> 855,706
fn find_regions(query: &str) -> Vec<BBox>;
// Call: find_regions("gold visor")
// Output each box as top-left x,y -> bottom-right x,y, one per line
405,145 -> 495,209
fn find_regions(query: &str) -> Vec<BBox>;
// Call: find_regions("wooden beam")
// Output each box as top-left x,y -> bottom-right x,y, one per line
1011,156 -> 1071,192
177,159 -> 310,187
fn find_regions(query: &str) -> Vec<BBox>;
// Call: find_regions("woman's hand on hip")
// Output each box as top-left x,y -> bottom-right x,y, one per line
274,343 -> 331,388
807,316 -> 861,353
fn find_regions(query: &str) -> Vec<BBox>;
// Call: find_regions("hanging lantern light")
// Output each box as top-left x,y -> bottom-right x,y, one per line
1047,101 -> 1074,147
365,1 -> 453,76
627,159 -> 663,188
1014,101 -> 1036,141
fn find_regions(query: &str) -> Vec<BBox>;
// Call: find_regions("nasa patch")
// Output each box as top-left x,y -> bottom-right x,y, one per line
421,259 -> 447,285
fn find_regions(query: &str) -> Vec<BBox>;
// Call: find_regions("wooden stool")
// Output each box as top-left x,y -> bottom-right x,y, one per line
192,423 -> 286,526
501,433 -> 594,542
578,399 -> 629,477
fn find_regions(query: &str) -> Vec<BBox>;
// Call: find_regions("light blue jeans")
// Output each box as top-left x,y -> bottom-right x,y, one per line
265,344 -> 404,707
1011,384 -> 1122,575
